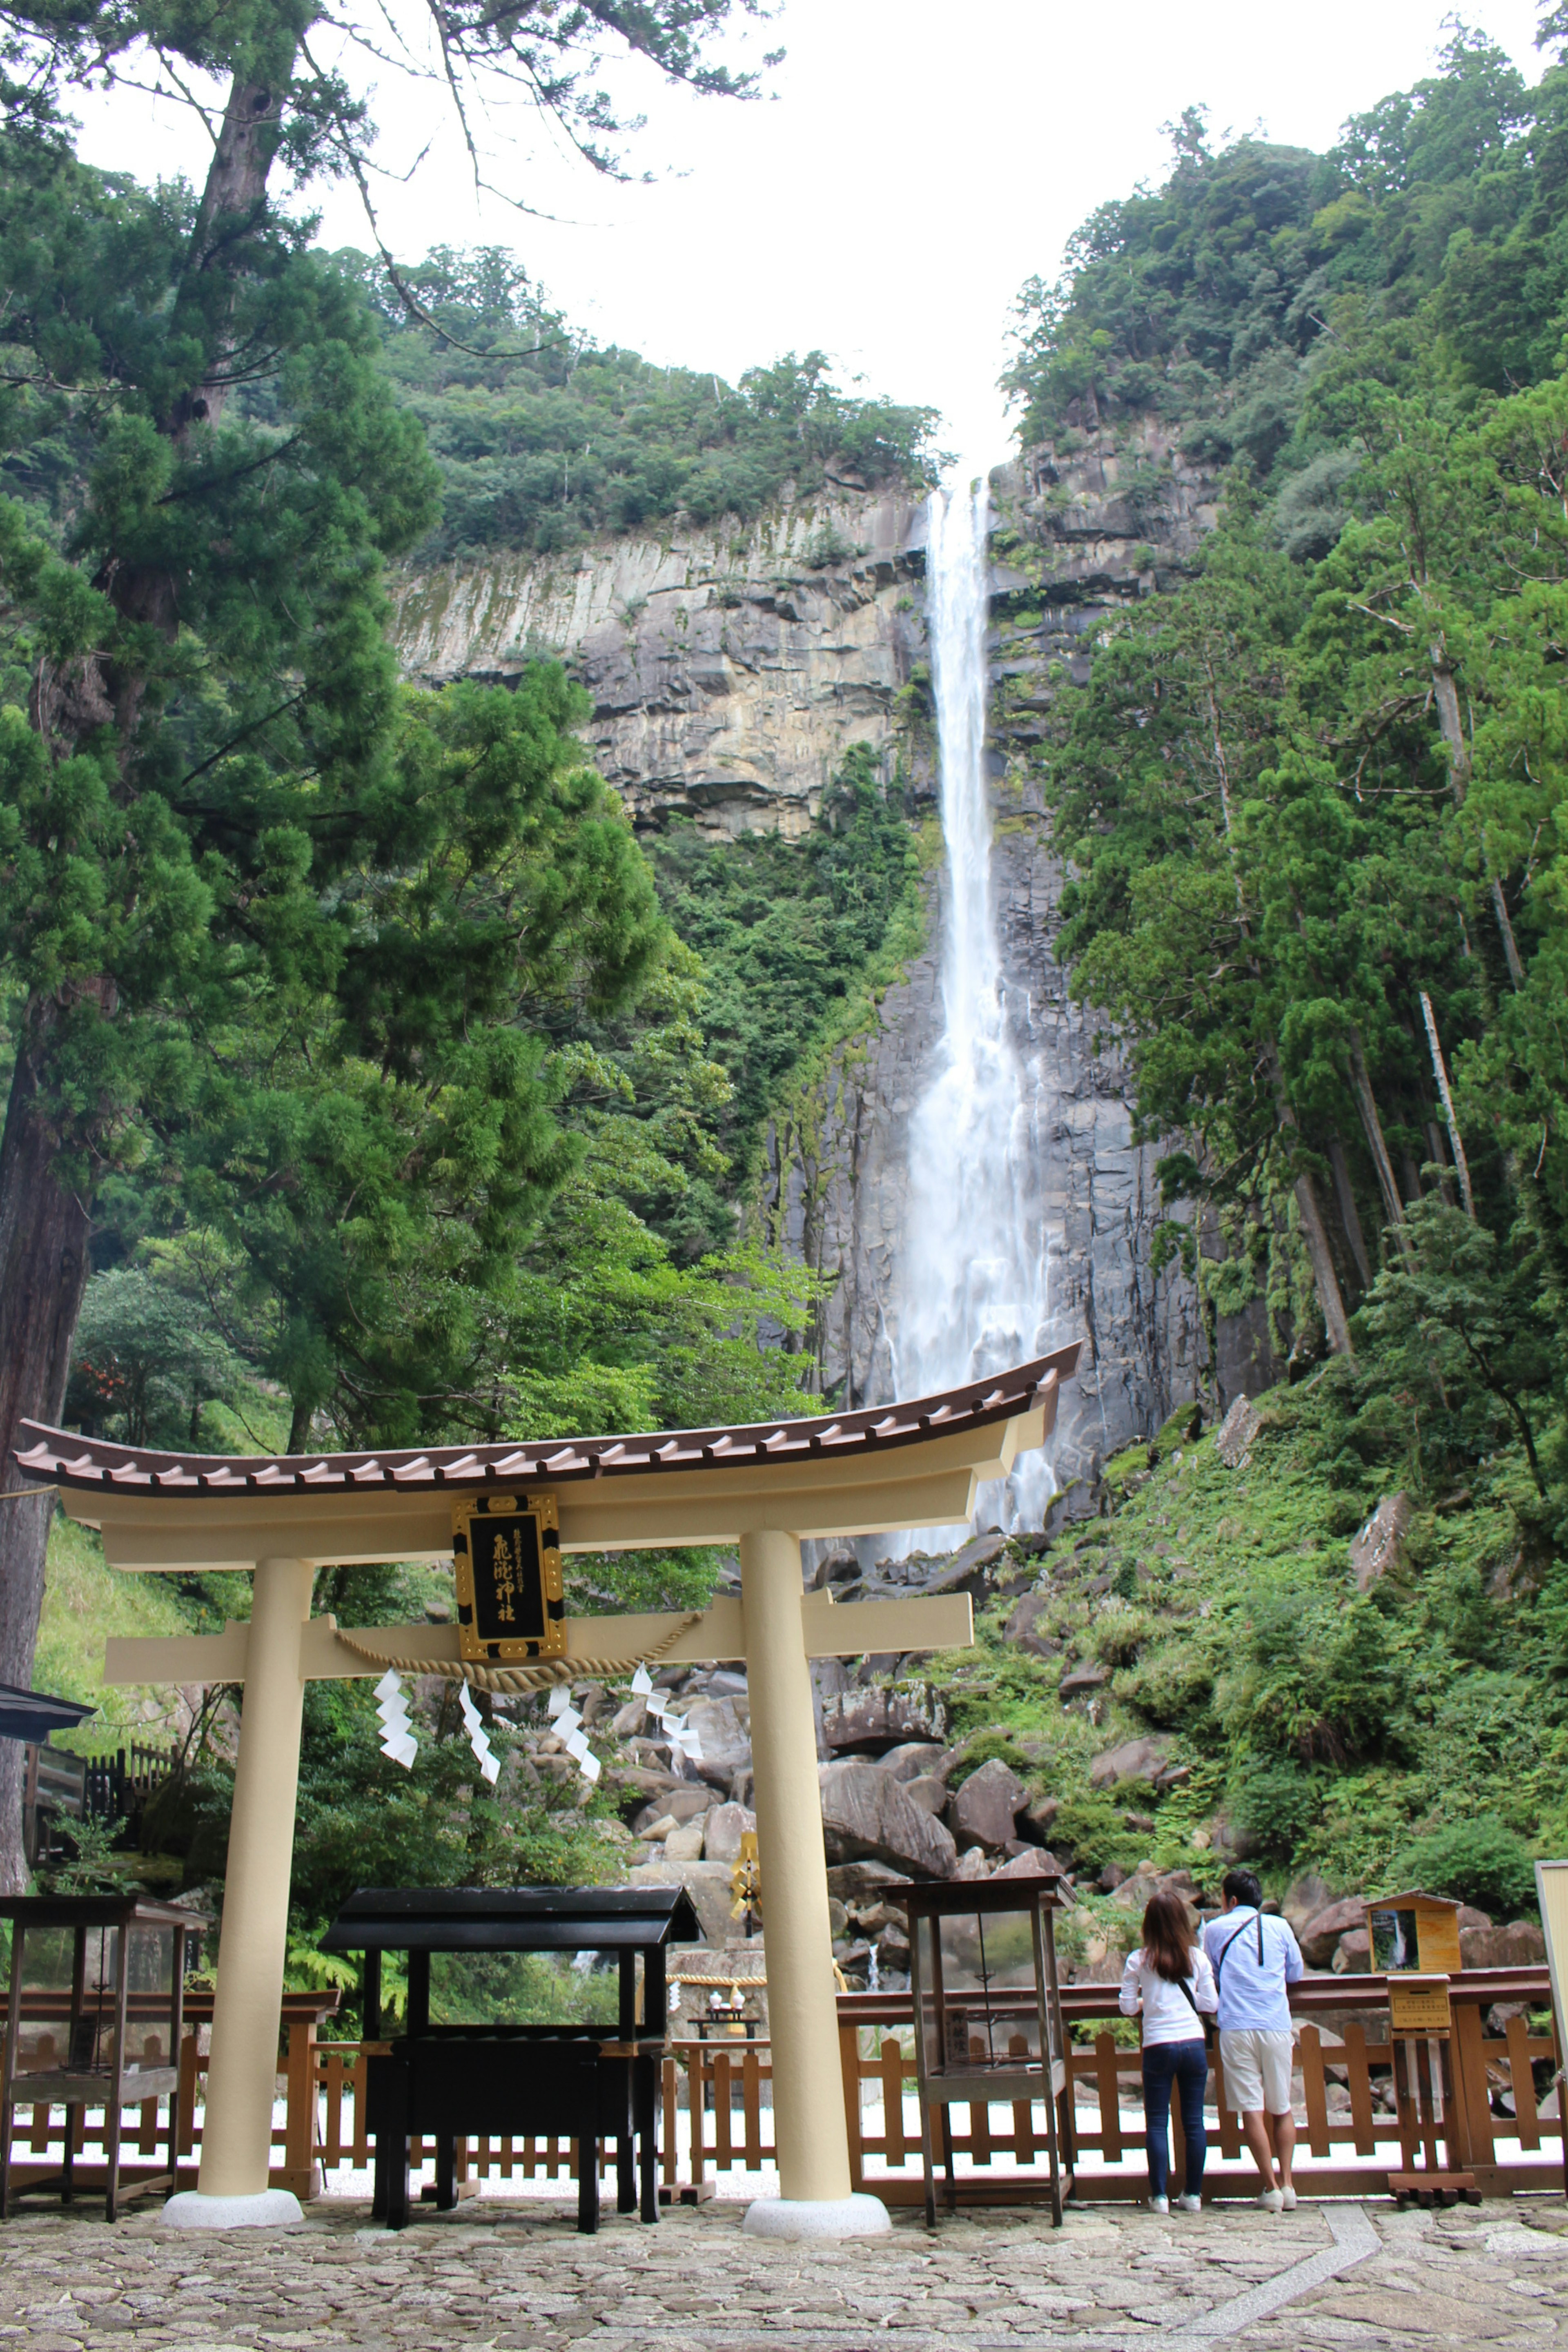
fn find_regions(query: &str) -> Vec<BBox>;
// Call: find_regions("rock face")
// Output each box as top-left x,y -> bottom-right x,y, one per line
1299,1897 -> 1370,1969
818,1759 -> 957,1879
392,491 -> 926,838
1351,1494 -> 1412,1590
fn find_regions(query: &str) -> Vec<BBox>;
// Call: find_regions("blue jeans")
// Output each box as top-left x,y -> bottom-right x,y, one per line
1143,2037 -> 1208,2198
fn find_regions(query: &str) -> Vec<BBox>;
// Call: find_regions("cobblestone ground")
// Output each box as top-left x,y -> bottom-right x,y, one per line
3,2196 -> 1568,2350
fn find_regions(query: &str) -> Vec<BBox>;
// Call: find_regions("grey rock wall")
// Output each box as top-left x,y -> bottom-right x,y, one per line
391,489 -> 928,837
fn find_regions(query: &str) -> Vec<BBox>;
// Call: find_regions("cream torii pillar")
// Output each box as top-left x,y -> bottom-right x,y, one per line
738,1528 -> 881,2236
166,1558 -> 316,2227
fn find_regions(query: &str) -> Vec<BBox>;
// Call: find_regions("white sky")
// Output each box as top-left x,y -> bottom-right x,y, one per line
70,0 -> 1549,466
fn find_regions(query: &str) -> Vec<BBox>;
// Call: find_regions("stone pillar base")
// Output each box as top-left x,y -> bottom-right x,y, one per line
742,2193 -> 892,2241
161,2188 -> 305,2229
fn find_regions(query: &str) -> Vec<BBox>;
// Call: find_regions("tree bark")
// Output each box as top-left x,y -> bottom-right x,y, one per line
1265,1042 -> 1353,1358
1420,989 -> 1477,1219
1326,1132 -> 1372,1289
0,1006 -> 101,1891
1347,1027 -> 1414,1268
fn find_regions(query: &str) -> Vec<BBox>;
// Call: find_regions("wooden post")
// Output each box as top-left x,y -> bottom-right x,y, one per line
281,2017 -> 318,2199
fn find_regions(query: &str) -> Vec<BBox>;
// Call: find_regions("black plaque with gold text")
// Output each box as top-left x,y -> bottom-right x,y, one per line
453,1493 -> 565,1661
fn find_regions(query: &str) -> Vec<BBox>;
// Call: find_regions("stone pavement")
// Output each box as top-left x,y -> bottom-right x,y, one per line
2,2196 -> 1568,2350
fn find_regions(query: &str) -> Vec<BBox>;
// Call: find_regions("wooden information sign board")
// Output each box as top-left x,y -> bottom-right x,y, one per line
453,1494 -> 564,1663
1387,1974 -> 1452,2037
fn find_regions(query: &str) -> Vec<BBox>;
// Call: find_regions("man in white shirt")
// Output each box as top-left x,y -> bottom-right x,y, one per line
1200,1868 -> 1305,2211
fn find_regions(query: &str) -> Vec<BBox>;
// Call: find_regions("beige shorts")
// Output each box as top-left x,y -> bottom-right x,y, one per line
1219,2027 -> 1295,2115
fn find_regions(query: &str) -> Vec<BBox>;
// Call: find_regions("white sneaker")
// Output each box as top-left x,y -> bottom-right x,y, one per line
1176,2193 -> 1203,2213
1279,2186 -> 1297,2211
1258,2188 -> 1284,2212
1148,2194 -> 1170,2214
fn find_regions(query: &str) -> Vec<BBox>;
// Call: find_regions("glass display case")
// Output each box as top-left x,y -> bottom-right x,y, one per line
1,1895 -> 205,2221
891,1876 -> 1072,2226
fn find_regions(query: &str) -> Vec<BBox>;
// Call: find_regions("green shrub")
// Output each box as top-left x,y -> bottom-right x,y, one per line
947,1731 -> 1036,1789
1050,1793 -> 1147,1875
1232,1759 -> 1323,1864
1392,1816 -> 1537,1918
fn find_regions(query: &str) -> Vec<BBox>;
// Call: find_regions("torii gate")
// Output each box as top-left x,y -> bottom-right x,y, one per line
15,1343 -> 1078,2239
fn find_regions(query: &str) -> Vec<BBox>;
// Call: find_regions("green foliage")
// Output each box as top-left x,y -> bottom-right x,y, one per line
336,249 -> 941,562
647,743 -> 921,1180
1230,1758 -> 1326,1864
946,1731 -> 1036,1788
1393,1815 -> 1537,1917
65,1265 -> 243,1448
32,1811 -> 137,1896
1005,31 -> 1568,455
1049,1793 -> 1147,1877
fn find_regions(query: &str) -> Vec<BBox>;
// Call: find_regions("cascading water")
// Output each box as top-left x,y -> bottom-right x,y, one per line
891,474 -> 1054,1533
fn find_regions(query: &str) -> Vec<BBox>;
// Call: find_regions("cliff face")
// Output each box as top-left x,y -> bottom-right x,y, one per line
391,437 -> 1232,1506
391,490 -> 927,838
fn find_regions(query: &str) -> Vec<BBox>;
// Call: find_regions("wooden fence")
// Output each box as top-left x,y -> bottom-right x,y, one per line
4,1968 -> 1563,2208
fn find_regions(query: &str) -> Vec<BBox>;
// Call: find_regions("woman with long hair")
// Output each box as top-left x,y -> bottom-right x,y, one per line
1118,1891 -> 1218,2213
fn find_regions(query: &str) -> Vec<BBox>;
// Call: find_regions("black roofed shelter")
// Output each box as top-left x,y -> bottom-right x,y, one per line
321,1884 -> 701,2232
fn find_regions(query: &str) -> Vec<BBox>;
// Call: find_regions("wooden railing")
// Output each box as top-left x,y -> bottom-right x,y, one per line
4,1969 -> 1562,2207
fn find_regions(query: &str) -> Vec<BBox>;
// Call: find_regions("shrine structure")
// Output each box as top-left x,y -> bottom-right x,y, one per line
13,1341 -> 1078,2239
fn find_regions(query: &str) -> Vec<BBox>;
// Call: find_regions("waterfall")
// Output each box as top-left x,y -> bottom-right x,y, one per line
891,474 -> 1054,1534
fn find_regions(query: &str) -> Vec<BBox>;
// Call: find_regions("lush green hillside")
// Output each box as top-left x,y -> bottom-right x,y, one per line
1004,26 -> 1568,1610
328,247 -> 941,566
937,1385 -> 1547,1913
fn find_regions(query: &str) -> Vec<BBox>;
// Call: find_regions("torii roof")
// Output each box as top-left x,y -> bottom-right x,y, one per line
15,1345 -> 1080,1570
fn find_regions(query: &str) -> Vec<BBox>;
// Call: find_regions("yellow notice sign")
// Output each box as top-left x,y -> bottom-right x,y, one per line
1388,1975 -> 1452,2037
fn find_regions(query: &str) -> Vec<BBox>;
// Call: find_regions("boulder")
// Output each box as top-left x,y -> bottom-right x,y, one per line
1459,1905 -> 1493,1931
664,1817 -> 706,1862
1460,1920 -> 1547,1969
1299,1897 -> 1369,1969
614,1764 -> 683,1805
826,1860 -> 911,1904
1332,1929 -> 1371,1973
1059,1664 -> 1108,1702
1283,1874 -> 1334,1930
683,1696 -> 751,1788
1216,1394 -> 1262,1469
951,1847 -> 990,1881
820,1686 -> 945,1755
1020,1793 -> 1060,1843
631,1786 -> 712,1836
878,1741 -> 947,1783
902,1774 -> 949,1817
925,1532 -> 1008,1599
1005,1591 -> 1057,1658
1350,1494 -> 1412,1591
1109,1864 -> 1161,1911
818,1760 -> 957,1879
991,1848 -> 1067,1883
702,1801 -> 756,1865
952,1758 -> 1029,1852
1089,1736 -> 1171,1793
628,1858 -> 736,1946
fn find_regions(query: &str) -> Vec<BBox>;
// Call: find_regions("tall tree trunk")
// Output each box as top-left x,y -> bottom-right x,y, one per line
1420,989 -> 1477,1218
1347,1027 -> 1414,1267
0,1008 -> 100,1891
1265,1042 -> 1353,1358
1326,1132 -> 1372,1289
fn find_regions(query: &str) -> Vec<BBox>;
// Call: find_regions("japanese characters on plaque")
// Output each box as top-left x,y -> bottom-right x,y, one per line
452,1493 -> 566,1662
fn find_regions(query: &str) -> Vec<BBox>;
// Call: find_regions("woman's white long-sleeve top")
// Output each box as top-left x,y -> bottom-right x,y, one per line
1118,1944 -> 1218,2046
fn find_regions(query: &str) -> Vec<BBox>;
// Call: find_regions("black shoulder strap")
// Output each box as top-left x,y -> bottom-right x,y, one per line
1213,1916 -> 1255,1989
